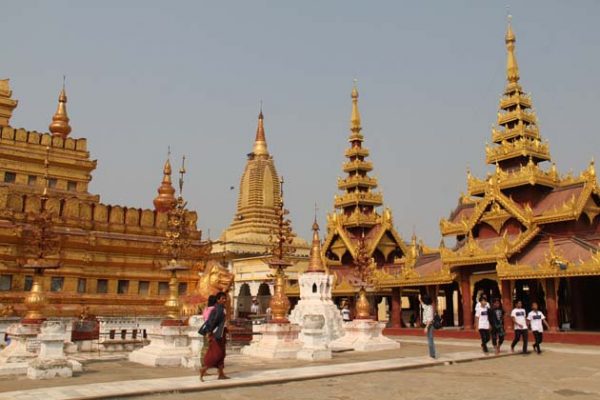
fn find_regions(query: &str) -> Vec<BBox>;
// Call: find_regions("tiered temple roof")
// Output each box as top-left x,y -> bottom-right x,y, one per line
437,18 -> 600,280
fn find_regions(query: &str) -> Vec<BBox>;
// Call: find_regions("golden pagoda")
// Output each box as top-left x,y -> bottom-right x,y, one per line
153,154 -> 177,213
436,17 -> 600,332
212,110 -> 309,317
0,80 -> 205,317
322,83 -> 409,300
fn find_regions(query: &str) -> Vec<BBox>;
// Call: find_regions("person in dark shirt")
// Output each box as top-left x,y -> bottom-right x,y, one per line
489,298 -> 505,355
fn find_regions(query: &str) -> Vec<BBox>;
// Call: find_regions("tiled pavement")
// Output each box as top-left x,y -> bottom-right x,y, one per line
0,350 -> 513,400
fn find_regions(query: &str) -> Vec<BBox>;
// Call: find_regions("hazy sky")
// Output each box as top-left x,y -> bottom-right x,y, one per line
2,1 -> 600,245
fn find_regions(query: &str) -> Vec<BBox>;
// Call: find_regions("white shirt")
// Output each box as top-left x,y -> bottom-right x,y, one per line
250,303 -> 260,314
476,303 -> 491,330
341,308 -> 351,321
527,310 -> 546,332
422,304 -> 433,324
511,308 -> 528,330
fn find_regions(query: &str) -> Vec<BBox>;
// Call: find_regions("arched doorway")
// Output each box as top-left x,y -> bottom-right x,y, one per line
257,282 -> 271,314
237,283 -> 252,318
472,278 -> 500,313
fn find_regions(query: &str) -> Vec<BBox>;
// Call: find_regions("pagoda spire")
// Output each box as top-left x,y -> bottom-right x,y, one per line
485,16 -> 549,170
334,82 -> 383,228
350,79 -> 362,138
49,77 -> 72,138
306,215 -> 325,273
505,15 -> 520,88
252,106 -> 269,157
153,148 -> 177,213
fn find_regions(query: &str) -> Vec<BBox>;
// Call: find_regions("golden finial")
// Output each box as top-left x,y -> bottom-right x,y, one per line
306,207 -> 325,273
252,104 -> 269,156
49,76 -> 72,138
153,147 -> 177,212
350,79 -> 362,135
505,13 -> 520,85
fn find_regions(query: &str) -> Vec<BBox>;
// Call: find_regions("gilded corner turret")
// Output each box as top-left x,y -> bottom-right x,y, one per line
0,79 -> 18,127
153,150 -> 177,213
49,81 -> 72,139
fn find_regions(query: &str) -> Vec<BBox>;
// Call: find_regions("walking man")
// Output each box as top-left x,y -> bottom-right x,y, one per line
489,298 -> 505,355
475,296 -> 491,354
510,300 -> 529,354
527,301 -> 549,354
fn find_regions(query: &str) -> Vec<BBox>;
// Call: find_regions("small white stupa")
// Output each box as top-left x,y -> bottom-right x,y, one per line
289,219 -> 344,345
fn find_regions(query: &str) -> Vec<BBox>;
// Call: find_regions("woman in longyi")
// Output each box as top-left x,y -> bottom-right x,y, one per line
200,291 -> 229,381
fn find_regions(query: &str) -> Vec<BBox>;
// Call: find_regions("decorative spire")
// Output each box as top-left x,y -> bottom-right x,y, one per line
350,79 -> 362,137
252,106 -> 269,157
505,15 -> 520,86
153,148 -> 177,213
49,77 -> 72,138
334,81 -> 383,227
306,213 -> 325,273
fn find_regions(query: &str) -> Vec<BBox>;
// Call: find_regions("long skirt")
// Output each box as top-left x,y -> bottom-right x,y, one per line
203,335 -> 226,369
200,335 -> 209,367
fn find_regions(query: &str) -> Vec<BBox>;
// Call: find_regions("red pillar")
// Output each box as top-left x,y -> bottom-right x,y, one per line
501,279 -> 513,333
460,272 -> 473,330
390,287 -> 402,328
545,278 -> 559,332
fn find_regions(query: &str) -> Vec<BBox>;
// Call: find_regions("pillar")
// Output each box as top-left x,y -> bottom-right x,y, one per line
390,287 -> 402,328
428,285 -> 439,314
460,272 -> 473,329
445,286 -> 454,327
501,279 -> 513,332
545,278 -> 559,332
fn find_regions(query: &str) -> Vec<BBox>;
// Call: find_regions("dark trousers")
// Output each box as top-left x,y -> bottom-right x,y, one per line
511,329 -> 529,353
491,329 -> 505,348
533,331 -> 543,353
479,329 -> 490,353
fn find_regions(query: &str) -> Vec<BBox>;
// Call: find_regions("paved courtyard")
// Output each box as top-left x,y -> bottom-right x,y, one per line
140,347 -> 600,400
0,338 -> 599,400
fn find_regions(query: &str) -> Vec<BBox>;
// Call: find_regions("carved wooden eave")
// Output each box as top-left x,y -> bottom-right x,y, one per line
371,264 -> 455,288
323,209 -> 406,264
497,246 -> 600,280
440,225 -> 540,268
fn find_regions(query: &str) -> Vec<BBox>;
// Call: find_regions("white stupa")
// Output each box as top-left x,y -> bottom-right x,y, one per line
289,219 -> 345,344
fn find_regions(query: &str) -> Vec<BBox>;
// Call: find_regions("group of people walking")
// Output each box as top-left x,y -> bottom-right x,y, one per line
475,295 -> 549,355
421,294 -> 550,359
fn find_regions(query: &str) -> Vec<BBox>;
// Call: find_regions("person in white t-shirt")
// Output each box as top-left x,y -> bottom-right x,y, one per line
510,300 -> 529,353
527,301 -> 549,354
475,296 -> 491,354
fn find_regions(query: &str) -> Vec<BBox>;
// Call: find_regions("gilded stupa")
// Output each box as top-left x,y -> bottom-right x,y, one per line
212,110 -> 309,316
214,110 -> 308,255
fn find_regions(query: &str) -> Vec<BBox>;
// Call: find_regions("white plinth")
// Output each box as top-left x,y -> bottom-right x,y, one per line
296,315 -> 331,361
289,272 -> 345,345
241,323 -> 302,359
329,319 -> 400,352
0,323 -> 40,364
182,315 -> 204,369
128,324 -> 191,367
27,321 -> 74,380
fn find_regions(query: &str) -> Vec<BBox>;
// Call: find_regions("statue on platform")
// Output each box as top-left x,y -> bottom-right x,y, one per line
181,260 -> 234,315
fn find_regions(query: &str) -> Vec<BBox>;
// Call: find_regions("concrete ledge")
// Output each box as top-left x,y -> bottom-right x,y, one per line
0,351 -> 516,400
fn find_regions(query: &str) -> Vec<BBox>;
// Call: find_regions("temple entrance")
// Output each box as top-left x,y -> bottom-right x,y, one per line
472,278 -> 500,311
568,276 -> 600,331
236,283 -> 252,318
257,282 -> 271,315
